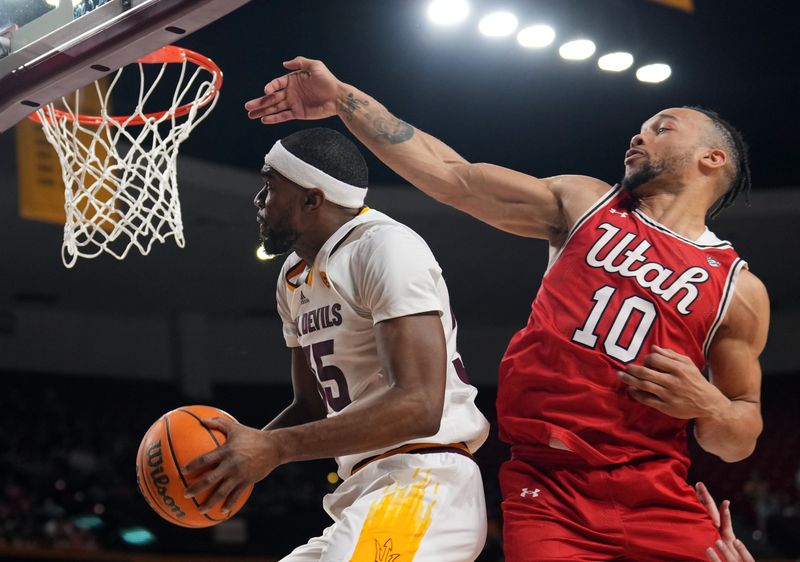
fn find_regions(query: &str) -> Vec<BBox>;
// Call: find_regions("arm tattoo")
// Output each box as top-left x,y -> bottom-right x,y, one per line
339,92 -> 414,145
370,115 -> 414,145
340,93 -> 369,119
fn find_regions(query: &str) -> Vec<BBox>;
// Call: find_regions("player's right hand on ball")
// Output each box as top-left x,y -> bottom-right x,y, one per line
182,417 -> 281,514
245,56 -> 340,124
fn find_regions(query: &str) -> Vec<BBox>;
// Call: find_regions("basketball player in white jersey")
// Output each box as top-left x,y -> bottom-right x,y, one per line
183,128 -> 490,561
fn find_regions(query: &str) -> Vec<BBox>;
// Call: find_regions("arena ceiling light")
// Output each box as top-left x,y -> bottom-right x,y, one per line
598,52 -> 634,72
517,24 -> 556,48
478,11 -> 518,37
636,63 -> 671,83
427,0 -> 470,25
559,39 -> 596,61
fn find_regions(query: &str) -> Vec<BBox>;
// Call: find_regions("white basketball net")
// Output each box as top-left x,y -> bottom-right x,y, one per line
35,49 -> 220,267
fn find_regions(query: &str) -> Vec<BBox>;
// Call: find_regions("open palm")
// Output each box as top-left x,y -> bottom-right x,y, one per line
245,56 -> 340,124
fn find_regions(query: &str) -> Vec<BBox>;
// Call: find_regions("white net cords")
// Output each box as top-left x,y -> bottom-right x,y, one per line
36,54 -> 220,267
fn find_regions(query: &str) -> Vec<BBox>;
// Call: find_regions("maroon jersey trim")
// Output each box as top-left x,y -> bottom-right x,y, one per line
285,259 -> 308,291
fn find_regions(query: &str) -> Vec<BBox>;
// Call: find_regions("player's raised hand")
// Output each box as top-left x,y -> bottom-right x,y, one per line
245,56 -> 341,125
182,417 -> 281,513
696,482 -> 755,562
617,345 -> 729,420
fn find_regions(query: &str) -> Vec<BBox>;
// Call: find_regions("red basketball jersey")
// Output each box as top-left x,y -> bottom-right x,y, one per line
497,186 -> 747,468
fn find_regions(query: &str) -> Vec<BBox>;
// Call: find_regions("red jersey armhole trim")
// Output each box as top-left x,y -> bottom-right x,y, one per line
546,184 -> 623,274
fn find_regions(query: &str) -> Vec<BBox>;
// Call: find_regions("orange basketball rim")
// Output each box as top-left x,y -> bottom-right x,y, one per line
28,45 -> 223,127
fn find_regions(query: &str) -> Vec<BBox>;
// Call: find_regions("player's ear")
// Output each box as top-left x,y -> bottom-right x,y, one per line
700,147 -> 727,172
304,189 -> 325,210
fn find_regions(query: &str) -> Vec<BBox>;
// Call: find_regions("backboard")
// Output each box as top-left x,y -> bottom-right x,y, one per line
0,0 -> 252,133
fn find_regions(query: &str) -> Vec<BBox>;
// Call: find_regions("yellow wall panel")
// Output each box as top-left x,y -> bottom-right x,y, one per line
16,79 -> 116,230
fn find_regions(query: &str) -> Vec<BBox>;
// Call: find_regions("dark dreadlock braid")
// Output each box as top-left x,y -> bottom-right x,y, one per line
683,106 -> 751,219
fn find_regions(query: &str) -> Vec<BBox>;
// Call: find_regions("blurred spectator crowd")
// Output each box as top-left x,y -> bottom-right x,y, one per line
0,373 -> 798,560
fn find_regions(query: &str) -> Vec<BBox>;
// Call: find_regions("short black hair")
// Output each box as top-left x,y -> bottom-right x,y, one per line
280,128 -> 368,188
684,106 -> 751,219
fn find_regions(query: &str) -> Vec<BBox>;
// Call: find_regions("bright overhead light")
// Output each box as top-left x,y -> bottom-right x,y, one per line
559,39 -> 596,60
517,25 -> 555,48
478,12 -> 518,37
636,63 -> 671,83
598,52 -> 634,72
45,0 -> 59,7
256,245 -> 277,261
427,0 -> 470,26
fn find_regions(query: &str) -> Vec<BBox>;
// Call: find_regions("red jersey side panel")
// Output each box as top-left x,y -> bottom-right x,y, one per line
497,186 -> 746,467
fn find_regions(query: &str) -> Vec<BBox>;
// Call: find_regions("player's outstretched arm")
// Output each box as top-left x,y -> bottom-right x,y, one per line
245,56 -> 609,241
262,347 -> 328,430
182,312 -> 448,513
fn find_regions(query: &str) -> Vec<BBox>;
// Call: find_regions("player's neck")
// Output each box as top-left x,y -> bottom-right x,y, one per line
635,191 -> 710,241
293,230 -> 334,265
294,209 -> 359,265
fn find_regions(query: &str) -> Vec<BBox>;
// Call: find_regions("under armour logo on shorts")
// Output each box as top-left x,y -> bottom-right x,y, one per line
520,487 -> 541,498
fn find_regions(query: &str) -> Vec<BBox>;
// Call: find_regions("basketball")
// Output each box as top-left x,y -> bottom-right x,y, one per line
135,405 -> 253,528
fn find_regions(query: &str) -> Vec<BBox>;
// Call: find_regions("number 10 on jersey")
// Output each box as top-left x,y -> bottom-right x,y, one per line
572,285 -> 658,363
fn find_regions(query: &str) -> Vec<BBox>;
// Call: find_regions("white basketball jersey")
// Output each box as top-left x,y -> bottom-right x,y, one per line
276,208 -> 489,478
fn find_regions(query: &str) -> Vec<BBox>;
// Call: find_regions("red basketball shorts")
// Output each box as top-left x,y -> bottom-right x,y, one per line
500,455 -> 721,561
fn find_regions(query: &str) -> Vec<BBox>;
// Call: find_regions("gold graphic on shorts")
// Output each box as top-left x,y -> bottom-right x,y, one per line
350,469 -> 437,562
374,538 -> 400,562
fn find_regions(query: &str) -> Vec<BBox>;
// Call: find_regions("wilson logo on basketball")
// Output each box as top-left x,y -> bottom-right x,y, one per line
147,440 -> 187,519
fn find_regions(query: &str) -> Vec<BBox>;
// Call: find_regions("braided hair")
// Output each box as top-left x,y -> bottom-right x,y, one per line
684,106 -> 751,219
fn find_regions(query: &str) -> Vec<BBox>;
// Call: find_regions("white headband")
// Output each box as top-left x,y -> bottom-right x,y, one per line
264,140 -> 367,208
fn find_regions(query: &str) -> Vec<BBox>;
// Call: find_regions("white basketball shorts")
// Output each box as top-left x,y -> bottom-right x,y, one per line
279,451 -> 487,562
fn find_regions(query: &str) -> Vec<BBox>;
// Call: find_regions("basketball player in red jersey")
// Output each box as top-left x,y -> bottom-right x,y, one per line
245,57 -> 769,561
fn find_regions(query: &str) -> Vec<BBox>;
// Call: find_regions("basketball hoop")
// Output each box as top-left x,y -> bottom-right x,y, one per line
29,45 -> 222,267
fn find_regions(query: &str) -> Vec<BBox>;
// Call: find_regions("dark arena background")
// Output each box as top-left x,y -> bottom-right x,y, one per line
0,0 -> 798,560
